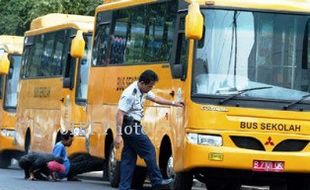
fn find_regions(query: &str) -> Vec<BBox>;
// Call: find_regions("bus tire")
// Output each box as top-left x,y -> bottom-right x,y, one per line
108,144 -> 120,188
0,153 -> 11,168
173,171 -> 193,190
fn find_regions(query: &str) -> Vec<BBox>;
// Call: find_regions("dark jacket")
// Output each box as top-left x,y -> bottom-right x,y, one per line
19,152 -> 63,172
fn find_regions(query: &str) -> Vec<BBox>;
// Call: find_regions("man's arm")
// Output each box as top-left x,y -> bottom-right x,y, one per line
114,109 -> 125,149
116,109 -> 125,136
149,96 -> 184,107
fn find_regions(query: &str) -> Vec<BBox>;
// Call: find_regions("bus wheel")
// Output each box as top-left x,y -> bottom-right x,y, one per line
0,154 -> 11,168
173,171 -> 193,190
131,166 -> 147,189
166,156 -> 175,179
108,144 -> 120,188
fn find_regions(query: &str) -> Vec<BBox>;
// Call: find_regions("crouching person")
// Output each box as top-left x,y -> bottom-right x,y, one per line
18,152 -> 64,181
53,130 -> 104,181
47,160 -> 65,181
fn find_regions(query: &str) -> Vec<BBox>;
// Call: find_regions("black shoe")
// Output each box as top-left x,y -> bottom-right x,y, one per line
153,179 -> 174,190
67,176 -> 81,181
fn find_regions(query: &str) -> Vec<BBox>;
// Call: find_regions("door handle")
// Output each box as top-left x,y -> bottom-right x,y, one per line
169,91 -> 175,97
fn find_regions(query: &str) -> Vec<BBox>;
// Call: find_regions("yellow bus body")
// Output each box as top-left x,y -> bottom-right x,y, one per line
91,0 -> 310,188
16,14 -> 94,157
0,35 -> 24,167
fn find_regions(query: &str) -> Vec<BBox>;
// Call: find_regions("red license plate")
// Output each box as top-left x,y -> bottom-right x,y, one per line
252,160 -> 284,172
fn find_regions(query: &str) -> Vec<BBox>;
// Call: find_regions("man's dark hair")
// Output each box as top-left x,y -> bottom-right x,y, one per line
60,130 -> 74,140
138,70 -> 159,84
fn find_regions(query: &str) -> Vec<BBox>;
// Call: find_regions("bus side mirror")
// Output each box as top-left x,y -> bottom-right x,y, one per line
70,30 -> 85,59
185,2 -> 203,40
0,53 -> 10,75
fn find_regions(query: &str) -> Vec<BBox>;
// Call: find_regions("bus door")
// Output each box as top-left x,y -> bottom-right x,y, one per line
66,33 -> 92,155
0,75 -> 4,122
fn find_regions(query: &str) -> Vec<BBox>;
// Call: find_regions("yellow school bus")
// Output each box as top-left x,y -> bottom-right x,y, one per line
0,35 -> 23,168
88,0 -> 310,189
15,13 -> 94,159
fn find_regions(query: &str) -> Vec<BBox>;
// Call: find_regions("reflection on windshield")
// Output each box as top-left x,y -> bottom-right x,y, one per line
4,55 -> 21,108
76,35 -> 92,101
193,9 -> 310,101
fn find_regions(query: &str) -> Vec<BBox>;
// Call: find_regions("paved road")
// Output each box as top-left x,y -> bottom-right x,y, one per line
0,168 -> 115,190
0,167 -> 270,190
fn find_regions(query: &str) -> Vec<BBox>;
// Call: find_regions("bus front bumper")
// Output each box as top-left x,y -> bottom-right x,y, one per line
0,136 -> 17,152
183,141 -> 310,173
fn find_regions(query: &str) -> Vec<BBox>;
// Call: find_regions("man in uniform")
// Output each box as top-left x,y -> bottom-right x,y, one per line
115,70 -> 184,190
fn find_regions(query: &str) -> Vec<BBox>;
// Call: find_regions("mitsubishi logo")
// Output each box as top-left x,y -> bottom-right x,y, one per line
265,137 -> 274,146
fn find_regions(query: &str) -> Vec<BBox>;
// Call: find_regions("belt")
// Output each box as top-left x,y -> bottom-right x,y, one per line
123,118 -> 141,125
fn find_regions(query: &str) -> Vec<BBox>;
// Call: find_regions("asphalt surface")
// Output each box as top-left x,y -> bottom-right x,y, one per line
0,162 -> 269,190
0,168 -> 115,190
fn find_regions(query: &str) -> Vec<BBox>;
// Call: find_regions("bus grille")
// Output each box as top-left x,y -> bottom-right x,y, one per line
273,140 -> 309,152
230,136 -> 265,151
230,136 -> 309,152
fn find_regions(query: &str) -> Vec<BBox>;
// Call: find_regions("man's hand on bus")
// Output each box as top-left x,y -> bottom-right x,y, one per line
151,96 -> 185,108
172,101 -> 184,108
114,134 -> 123,149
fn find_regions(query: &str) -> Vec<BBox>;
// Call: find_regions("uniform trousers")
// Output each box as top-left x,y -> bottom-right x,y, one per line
119,123 -> 163,190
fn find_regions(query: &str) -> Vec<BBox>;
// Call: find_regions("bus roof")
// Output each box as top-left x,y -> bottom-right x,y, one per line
26,13 -> 94,36
98,0 -> 156,12
196,0 -> 310,14
98,0 -> 310,14
0,35 -> 23,55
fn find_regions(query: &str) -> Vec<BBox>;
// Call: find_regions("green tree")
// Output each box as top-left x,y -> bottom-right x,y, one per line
0,0 -> 102,35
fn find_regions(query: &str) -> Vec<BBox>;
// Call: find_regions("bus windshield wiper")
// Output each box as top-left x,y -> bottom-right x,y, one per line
218,86 -> 272,105
283,94 -> 310,110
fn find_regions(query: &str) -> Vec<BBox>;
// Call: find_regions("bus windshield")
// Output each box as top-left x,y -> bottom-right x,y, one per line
4,55 -> 22,109
193,9 -> 310,102
75,34 -> 92,102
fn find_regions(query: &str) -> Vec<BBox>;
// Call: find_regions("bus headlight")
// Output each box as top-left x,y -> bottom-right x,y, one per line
0,129 -> 16,137
187,133 -> 222,146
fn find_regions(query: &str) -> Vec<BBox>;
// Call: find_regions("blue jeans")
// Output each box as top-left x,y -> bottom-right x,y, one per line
119,125 -> 162,190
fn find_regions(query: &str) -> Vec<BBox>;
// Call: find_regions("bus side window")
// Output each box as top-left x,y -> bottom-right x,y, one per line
92,11 -> 111,66
53,30 -> 66,76
42,32 -> 55,77
171,14 -> 188,80
109,1 -> 177,65
28,35 -> 44,78
111,9 -> 130,65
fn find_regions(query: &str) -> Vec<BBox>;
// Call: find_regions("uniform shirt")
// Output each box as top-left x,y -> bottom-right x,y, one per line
53,142 -> 70,178
118,81 -> 155,121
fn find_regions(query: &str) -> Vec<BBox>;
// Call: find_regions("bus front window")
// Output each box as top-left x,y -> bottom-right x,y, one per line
76,35 -> 92,103
193,9 -> 310,102
4,55 -> 21,109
